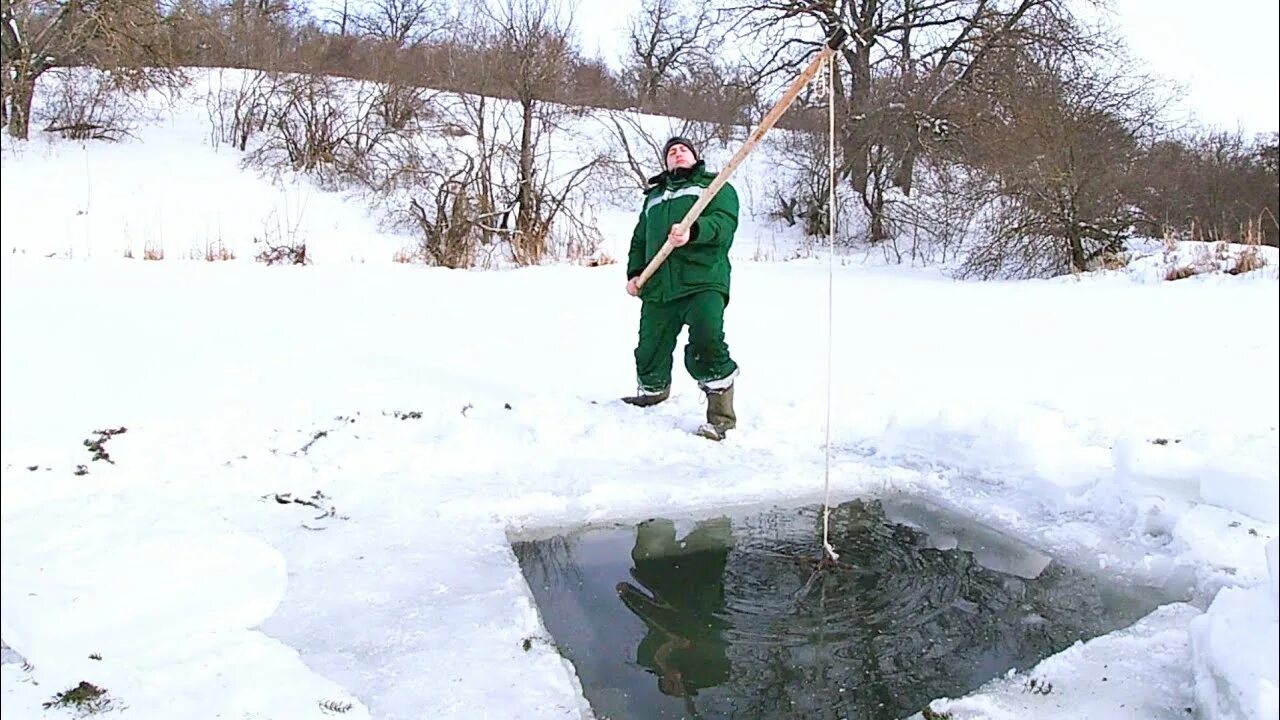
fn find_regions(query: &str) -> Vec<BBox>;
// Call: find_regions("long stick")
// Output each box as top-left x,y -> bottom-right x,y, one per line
634,27 -> 848,291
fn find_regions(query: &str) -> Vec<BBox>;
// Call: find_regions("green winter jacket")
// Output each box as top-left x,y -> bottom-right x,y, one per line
626,160 -> 739,304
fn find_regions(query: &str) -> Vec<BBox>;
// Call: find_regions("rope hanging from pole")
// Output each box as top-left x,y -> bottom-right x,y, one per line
820,51 -> 840,565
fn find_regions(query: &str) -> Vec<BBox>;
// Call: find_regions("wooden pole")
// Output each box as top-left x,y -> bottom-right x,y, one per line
634,27 -> 848,291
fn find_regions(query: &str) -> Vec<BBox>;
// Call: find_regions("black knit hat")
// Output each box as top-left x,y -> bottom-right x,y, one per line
663,136 -> 699,162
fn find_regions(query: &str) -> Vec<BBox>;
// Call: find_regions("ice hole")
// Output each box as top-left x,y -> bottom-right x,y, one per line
511,495 -> 1178,720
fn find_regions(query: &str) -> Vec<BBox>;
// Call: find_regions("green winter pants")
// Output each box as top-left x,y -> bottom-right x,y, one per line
635,290 -> 738,392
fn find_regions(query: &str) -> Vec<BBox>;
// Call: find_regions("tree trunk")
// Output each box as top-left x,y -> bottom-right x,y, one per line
868,184 -> 887,243
845,43 -> 872,195
893,0 -> 917,196
475,94 -> 495,246
1068,232 -> 1086,272
1,64 -> 9,126
517,96 -> 536,263
894,145 -> 917,195
7,65 -> 37,140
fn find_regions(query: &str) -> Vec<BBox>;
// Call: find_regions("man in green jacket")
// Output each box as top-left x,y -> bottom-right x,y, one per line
622,137 -> 740,441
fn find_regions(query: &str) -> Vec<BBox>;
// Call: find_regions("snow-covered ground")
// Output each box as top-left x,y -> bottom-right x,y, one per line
2,72 -> 1277,720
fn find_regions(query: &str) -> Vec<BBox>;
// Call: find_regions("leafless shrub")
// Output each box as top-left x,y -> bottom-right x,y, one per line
207,69 -> 276,151
506,156 -> 606,267
1226,227 -> 1268,275
958,196 -> 1076,279
405,162 -> 480,268
203,240 -> 235,261
764,128 -> 834,239
558,210 -> 608,266
249,73 -> 346,175
374,81 -> 432,132
35,69 -> 136,140
1092,250 -> 1128,271
1229,246 -> 1266,275
385,86 -> 606,269
252,205 -> 309,265
880,157 -> 976,265
955,174 -> 1134,280
255,239 -> 308,265
391,245 -> 419,263
238,73 -> 433,192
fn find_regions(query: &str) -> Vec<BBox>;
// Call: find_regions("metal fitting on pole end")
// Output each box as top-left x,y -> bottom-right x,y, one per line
826,27 -> 848,49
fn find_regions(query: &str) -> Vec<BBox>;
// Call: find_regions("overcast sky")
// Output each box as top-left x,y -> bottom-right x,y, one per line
568,0 -> 1279,137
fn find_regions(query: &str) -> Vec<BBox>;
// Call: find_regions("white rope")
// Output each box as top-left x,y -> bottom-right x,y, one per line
821,53 -> 839,564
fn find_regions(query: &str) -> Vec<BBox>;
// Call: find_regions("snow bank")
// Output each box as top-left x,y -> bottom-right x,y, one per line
1190,538 -> 1280,720
1088,238 -> 1280,283
914,603 -> 1203,720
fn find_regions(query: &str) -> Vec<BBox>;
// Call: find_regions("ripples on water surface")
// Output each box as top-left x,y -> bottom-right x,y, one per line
512,497 -> 1173,720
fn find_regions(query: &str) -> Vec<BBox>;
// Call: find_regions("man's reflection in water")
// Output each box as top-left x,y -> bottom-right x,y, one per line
616,517 -> 734,707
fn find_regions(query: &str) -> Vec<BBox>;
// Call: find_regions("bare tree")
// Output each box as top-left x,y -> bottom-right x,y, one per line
955,43 -> 1163,278
1,46 -> 11,125
161,0 -> 227,67
476,0 -> 584,263
624,0 -> 710,109
322,0 -> 350,36
358,5 -> 608,269
714,0 -> 1097,243
391,86 -> 604,268
1,0 -> 181,138
219,0 -> 297,68
1134,129 -> 1280,247
354,0 -> 451,48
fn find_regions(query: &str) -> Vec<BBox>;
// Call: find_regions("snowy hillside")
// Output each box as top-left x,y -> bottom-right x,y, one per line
2,70 -> 1277,720
0,68 -> 822,267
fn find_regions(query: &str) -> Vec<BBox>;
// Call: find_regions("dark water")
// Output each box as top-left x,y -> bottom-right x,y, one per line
511,497 -> 1174,720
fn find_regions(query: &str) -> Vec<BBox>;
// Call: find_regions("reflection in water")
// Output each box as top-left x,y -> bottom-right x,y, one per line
616,518 -> 734,709
513,498 -> 1172,720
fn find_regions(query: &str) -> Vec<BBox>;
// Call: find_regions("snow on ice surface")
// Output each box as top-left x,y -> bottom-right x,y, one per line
2,71 -> 1279,719
914,602 -> 1204,720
